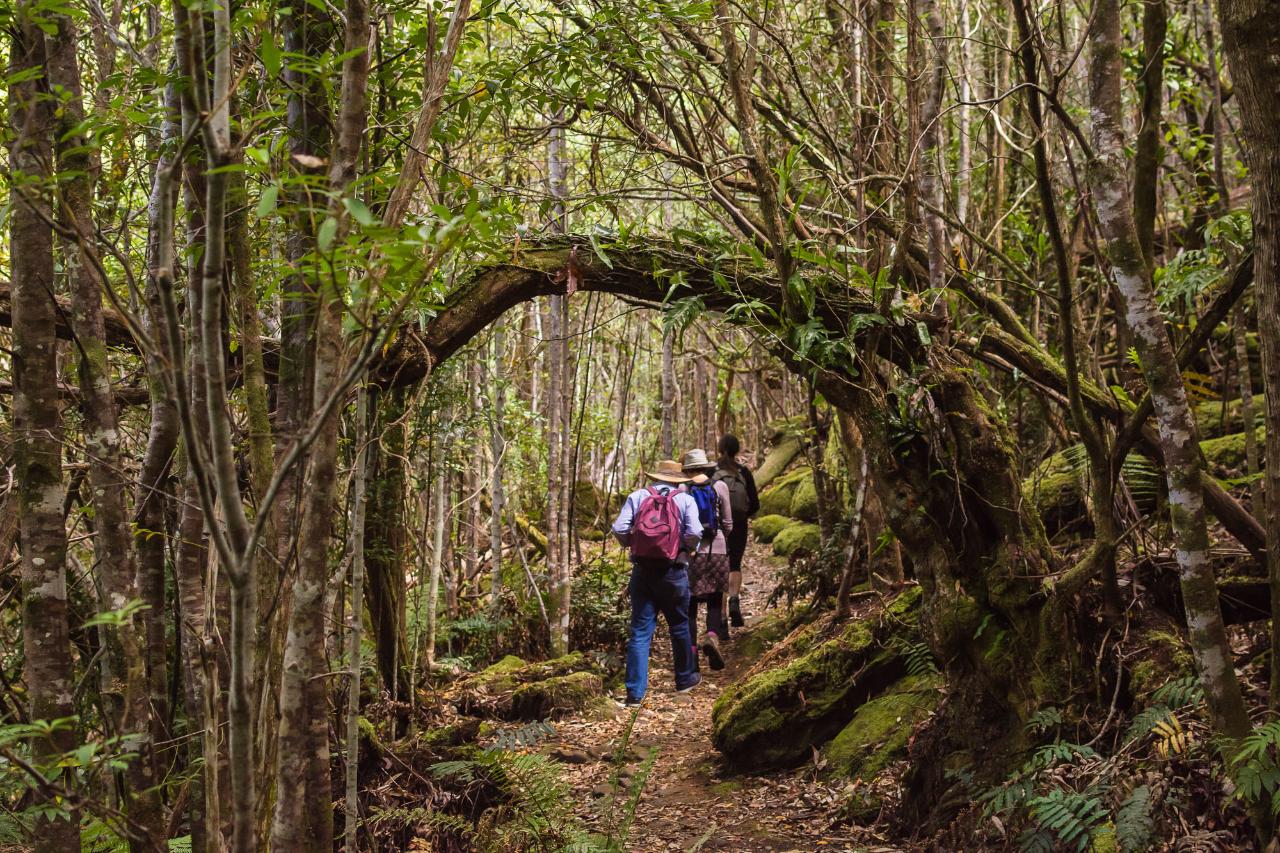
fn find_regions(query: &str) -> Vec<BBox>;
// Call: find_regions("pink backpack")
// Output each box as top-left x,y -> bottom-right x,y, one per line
630,486 -> 683,564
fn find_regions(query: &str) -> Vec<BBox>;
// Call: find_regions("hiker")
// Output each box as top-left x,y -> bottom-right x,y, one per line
680,449 -> 733,671
611,460 -> 705,706
713,435 -> 760,629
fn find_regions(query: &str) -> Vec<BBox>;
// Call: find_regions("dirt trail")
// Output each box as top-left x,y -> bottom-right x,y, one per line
548,544 -> 890,852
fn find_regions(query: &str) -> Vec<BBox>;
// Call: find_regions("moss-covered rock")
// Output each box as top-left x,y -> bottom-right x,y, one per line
1200,427 -> 1266,477
772,522 -> 822,557
1195,397 -> 1245,438
711,588 -> 921,769
457,652 -> 603,718
1127,621 -> 1195,703
822,673 -> 942,780
510,670 -> 605,720
758,466 -> 812,515
790,478 -> 819,521
752,514 -> 792,543
736,604 -> 810,660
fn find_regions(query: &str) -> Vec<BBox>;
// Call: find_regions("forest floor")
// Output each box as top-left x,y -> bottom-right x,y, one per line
545,544 -> 897,852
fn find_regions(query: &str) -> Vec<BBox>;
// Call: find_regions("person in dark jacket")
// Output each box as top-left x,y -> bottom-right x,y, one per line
713,435 -> 759,627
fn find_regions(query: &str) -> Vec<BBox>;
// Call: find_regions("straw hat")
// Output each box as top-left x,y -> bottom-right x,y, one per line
647,459 -> 691,484
680,448 -> 716,471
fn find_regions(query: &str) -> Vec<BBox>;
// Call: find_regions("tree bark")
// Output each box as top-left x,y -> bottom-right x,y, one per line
45,10 -> 163,846
1216,0 -> 1280,711
10,12 -> 80,848
1089,0 -> 1250,742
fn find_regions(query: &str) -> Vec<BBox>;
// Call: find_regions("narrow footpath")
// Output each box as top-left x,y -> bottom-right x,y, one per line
546,544 -> 898,852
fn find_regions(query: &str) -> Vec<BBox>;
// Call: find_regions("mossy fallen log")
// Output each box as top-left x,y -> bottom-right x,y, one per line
455,652 -> 602,719
758,466 -> 811,516
752,417 -> 803,484
1025,426 -> 1266,536
711,587 -> 921,769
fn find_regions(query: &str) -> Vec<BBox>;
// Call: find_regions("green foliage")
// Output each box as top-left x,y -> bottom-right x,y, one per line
426,751 -> 601,851
1115,785 -> 1155,853
1021,789 -> 1109,852
1230,720 -> 1280,816
570,551 -> 631,655
891,638 -> 939,678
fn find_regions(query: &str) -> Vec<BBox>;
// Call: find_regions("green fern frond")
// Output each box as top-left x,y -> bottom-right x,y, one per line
1115,785 -> 1155,852
1025,789 -> 1108,853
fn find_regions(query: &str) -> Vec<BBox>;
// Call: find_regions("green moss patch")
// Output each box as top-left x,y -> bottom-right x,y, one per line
711,588 -> 922,770
772,522 -> 822,557
457,652 -> 603,718
790,478 -> 819,521
822,673 -> 942,780
510,670 -> 605,720
752,514 -> 792,543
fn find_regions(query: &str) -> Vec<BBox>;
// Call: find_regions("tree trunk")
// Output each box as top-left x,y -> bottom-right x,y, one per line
1134,0 -> 1167,269
490,327 -> 508,609
344,386 -> 370,852
45,10 -> 162,845
365,388 -> 410,699
9,13 -> 80,848
1089,0 -> 1250,741
1216,0 -> 1280,711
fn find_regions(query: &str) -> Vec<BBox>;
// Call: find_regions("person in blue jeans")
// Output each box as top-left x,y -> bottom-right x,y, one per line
611,459 -> 705,706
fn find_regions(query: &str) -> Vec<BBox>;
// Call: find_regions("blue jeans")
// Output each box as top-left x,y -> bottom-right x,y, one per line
625,561 -> 696,700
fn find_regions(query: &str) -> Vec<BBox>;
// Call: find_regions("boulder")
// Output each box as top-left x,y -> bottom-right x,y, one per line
772,521 -> 821,557
711,588 -> 921,769
790,478 -> 819,521
752,514 -> 791,543
758,466 -> 811,516
822,672 -> 942,780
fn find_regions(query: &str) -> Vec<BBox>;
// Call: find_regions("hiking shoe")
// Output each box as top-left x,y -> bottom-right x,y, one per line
674,673 -> 702,694
620,694 -> 643,708
729,596 -> 745,627
701,632 -> 725,671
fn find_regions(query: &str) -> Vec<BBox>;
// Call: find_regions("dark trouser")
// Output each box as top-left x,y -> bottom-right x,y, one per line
625,561 -> 696,700
689,592 -> 725,645
727,515 -> 749,574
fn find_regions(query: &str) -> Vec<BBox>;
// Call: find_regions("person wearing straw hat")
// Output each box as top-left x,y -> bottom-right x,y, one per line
611,460 -> 706,706
680,449 -> 733,671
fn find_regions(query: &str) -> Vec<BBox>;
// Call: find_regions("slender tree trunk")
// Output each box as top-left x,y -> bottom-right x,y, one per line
364,389 -> 410,699
45,11 -> 162,846
1089,0 -> 1250,741
661,329 -> 676,458
10,13 -> 80,848
490,327 -> 508,608
136,79 -> 182,814
345,386 -> 369,852
1134,0 -> 1167,270
273,0 -> 370,844
426,465 -> 448,670
1216,0 -> 1280,710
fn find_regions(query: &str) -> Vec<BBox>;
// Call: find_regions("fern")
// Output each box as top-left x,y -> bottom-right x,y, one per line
1025,707 -> 1064,736
893,638 -> 940,677
1151,675 -> 1203,709
1230,720 -> 1280,814
1115,785 -> 1155,853
1024,789 -> 1108,853
485,720 -> 557,752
